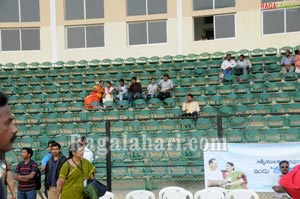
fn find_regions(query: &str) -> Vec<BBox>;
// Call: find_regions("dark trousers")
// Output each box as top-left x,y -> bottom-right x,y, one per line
182,112 -> 198,117
157,92 -> 171,101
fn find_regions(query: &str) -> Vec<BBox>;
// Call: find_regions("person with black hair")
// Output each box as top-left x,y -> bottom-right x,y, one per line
221,54 -> 236,81
144,77 -> 158,100
116,79 -> 128,101
128,77 -> 142,103
102,81 -> 114,103
0,92 -> 18,199
77,136 -> 94,163
55,142 -> 95,199
44,142 -> 67,199
157,74 -> 173,101
281,50 -> 295,74
207,158 -> 226,187
0,154 -> 16,199
224,162 -> 247,189
14,147 -> 38,199
41,140 -> 56,172
182,94 -> 199,117
272,160 -> 291,198
235,54 -> 252,75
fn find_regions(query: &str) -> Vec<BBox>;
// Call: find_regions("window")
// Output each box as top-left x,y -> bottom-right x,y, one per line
128,20 -> 167,45
66,25 -> 104,49
65,0 -> 104,20
261,0 -> 283,3
193,0 -> 235,11
0,0 -> 40,22
127,0 -> 167,16
263,8 -> 300,34
194,14 -> 235,40
1,28 -> 40,51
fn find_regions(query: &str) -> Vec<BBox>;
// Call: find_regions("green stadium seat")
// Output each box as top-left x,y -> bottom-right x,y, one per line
206,76 -> 220,85
185,53 -> 198,62
264,56 -> 278,65
201,106 -> 216,116
199,52 -> 211,61
250,48 -> 264,57
219,106 -> 234,115
208,60 -> 222,68
285,72 -> 297,81
264,47 -> 278,56
250,83 -> 264,93
145,64 -> 158,72
238,49 -> 250,57
59,112 -> 74,122
132,99 -> 146,109
137,109 -> 152,119
266,115 -> 286,128
179,119 -> 194,130
148,98 -> 162,109
295,45 -> 300,51
235,105 -> 249,114
230,116 -> 247,129
101,59 -> 112,67
148,56 -> 160,64
89,59 -> 101,67
261,129 -> 282,142
182,62 -> 196,69
207,68 -> 220,76
180,77 -> 192,87
224,93 -> 238,106
275,92 -> 291,103
250,57 -> 264,65
287,115 -> 300,127
168,108 -> 182,117
248,115 -> 265,129
243,129 -> 261,142
280,46 -> 293,55
265,82 -> 279,92
196,118 -> 213,130
145,120 -> 161,131
194,68 -> 206,77
251,104 -> 269,114
250,65 -> 264,73
193,77 -> 206,86
240,93 -> 256,105
271,104 -> 285,113
281,81 -> 297,92
208,95 -> 223,106
188,87 -> 201,96
44,113 -> 59,123
212,51 -> 224,60
163,98 -> 176,108
203,86 -> 217,96
125,57 -> 136,65
196,61 -> 209,69
267,73 -> 283,82
137,56 -> 149,65
153,109 -> 168,118
171,62 -> 183,71
226,51 -> 237,58
257,93 -> 273,104
251,73 -> 265,83
284,128 -> 300,142
225,130 -> 243,142
111,121 -> 125,133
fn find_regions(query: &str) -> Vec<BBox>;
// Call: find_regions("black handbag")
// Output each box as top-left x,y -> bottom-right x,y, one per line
87,179 -> 107,197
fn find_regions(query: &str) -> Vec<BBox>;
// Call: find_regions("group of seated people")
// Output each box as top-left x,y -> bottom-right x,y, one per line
221,49 -> 300,81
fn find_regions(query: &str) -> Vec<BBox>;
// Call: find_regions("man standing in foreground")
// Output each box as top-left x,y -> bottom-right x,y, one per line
272,160 -> 291,198
0,92 -> 18,199
45,142 -> 67,199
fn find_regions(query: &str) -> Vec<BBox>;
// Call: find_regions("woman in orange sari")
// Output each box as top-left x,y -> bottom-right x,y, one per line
84,81 -> 104,109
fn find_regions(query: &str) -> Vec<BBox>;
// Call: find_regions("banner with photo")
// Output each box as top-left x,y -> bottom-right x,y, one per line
203,142 -> 300,192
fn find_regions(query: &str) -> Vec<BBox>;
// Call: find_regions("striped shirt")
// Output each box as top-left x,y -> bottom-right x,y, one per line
15,160 -> 38,191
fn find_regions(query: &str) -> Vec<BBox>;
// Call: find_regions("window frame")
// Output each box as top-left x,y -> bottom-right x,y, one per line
64,0 -> 104,20
127,20 -> 168,46
262,8 -> 300,36
65,24 -> 105,49
0,28 -> 40,52
193,0 -> 235,11
127,0 -> 167,16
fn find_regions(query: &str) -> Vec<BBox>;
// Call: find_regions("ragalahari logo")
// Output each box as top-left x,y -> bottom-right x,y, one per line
261,2 -> 300,10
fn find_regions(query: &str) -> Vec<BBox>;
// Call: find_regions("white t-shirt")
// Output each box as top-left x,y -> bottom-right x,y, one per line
206,169 -> 224,186
273,175 -> 291,198
147,84 -> 158,95
83,147 -> 94,163
118,85 -> 128,95
221,60 -> 236,70
158,79 -> 173,92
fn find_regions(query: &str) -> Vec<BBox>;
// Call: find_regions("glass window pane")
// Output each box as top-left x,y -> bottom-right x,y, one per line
21,29 -> 40,50
128,22 -> 147,45
1,29 -> 20,51
286,8 -> 300,33
215,0 -> 235,9
215,14 -> 235,39
148,21 -> 167,44
261,0 -> 283,3
65,0 -> 84,20
86,26 -> 104,48
148,0 -> 167,14
193,0 -> 213,11
0,0 -> 19,22
67,27 -> 85,49
127,0 -> 146,16
86,0 -> 104,19
263,10 -> 284,34
20,0 -> 40,22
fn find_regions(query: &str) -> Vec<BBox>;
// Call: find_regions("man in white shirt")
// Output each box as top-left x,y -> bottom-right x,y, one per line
206,158 -> 226,187
235,54 -> 252,75
157,74 -> 174,101
182,94 -> 199,117
221,54 -> 236,81
272,160 -> 291,198
116,79 -> 128,101
77,136 -> 94,163
144,78 -> 158,100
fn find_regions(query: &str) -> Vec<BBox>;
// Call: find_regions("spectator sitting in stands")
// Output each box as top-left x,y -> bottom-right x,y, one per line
144,77 -> 158,100
281,50 -> 295,74
235,54 -> 252,75
221,54 -> 236,81
84,80 -> 104,109
102,81 -> 114,103
295,49 -> 300,73
157,74 -> 173,101
182,94 -> 199,117
128,77 -> 142,103
116,79 -> 128,101
272,160 -> 291,198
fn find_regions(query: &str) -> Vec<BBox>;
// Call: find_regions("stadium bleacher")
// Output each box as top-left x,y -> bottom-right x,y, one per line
1,46 -> 300,190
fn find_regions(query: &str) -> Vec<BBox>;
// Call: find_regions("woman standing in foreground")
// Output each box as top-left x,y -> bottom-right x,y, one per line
55,142 -> 95,199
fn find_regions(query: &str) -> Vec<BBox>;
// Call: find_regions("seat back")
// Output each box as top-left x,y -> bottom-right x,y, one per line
100,191 -> 115,199
159,187 -> 185,199
227,189 -> 259,199
194,188 -> 226,199
162,189 -> 193,199
125,190 -> 155,199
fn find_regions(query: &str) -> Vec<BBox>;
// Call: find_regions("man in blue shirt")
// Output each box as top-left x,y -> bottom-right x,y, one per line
41,140 -> 56,172
281,50 -> 295,74
0,92 -> 18,199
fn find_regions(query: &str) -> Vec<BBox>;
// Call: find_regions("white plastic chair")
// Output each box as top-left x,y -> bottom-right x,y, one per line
159,186 -> 185,199
99,191 -> 114,199
162,189 -> 193,199
194,188 -> 226,199
227,189 -> 259,199
125,190 -> 155,199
